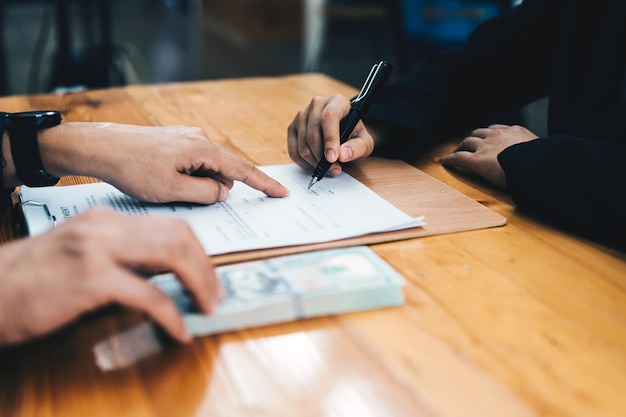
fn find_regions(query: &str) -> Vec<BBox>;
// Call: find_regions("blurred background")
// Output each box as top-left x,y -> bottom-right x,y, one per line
0,0 -> 545,133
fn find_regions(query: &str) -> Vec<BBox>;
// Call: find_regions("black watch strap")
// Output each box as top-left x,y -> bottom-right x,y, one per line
0,112 -> 10,206
6,112 -> 61,187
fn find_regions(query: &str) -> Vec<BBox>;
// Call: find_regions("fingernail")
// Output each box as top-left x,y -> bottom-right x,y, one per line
329,167 -> 341,176
276,181 -> 289,193
326,149 -> 336,162
343,146 -> 353,160
218,185 -> 229,201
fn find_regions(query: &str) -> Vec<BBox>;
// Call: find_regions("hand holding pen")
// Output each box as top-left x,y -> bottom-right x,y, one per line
306,61 -> 393,190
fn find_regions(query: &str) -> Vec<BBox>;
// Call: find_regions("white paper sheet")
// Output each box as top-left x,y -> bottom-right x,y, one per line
19,164 -> 424,255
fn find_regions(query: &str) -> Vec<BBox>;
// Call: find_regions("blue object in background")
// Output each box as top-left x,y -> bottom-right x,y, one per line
402,0 -> 504,45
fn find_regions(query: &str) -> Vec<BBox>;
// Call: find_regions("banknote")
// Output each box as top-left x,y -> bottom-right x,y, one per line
149,246 -> 406,336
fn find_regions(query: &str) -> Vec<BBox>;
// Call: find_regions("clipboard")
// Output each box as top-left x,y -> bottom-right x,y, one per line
12,158 -> 506,265
213,158 -> 506,264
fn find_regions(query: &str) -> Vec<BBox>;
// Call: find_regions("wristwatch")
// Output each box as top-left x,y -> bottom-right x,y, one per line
5,110 -> 62,187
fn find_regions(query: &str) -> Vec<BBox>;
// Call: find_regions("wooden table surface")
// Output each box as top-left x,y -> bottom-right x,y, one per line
0,74 -> 624,417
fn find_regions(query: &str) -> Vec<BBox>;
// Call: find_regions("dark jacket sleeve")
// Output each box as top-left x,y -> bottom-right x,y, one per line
498,136 -> 626,251
365,0 -> 566,159
0,113 -> 10,207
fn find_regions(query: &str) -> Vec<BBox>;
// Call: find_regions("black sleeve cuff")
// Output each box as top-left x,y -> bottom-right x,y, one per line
498,135 -> 626,251
0,112 -> 13,207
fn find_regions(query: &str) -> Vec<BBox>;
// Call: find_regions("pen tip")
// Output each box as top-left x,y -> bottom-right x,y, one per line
307,177 -> 316,191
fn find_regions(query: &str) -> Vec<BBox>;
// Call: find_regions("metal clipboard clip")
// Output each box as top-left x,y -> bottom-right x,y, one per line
13,199 -> 57,237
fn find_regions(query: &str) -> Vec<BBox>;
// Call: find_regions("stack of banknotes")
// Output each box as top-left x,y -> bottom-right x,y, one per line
149,246 -> 406,336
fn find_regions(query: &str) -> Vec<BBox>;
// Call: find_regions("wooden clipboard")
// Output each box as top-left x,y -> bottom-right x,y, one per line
213,157 -> 507,265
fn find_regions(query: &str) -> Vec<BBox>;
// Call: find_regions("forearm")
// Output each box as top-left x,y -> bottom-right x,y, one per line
1,122 -> 111,188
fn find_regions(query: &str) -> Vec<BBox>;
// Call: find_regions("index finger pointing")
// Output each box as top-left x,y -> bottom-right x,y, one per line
218,154 -> 290,198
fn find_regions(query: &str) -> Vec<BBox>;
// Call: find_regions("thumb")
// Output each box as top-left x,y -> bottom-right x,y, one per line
338,122 -> 375,163
339,137 -> 374,163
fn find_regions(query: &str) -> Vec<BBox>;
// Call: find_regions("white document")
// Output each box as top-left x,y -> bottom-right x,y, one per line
19,164 -> 424,255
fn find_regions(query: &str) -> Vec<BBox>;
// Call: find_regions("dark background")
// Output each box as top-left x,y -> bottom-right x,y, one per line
0,0 -> 545,134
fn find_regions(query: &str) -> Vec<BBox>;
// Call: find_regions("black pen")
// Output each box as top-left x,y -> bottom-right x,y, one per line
307,60 -> 393,191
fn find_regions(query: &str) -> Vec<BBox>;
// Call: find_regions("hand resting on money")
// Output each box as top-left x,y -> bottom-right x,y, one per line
0,208 -> 220,347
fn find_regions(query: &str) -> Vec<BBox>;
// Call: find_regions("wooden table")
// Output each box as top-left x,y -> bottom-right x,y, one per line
0,74 -> 625,417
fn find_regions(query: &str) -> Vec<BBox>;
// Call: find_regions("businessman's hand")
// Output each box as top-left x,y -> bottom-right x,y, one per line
0,208 -> 219,347
287,94 -> 375,176
441,124 -> 539,188
5,122 -> 290,204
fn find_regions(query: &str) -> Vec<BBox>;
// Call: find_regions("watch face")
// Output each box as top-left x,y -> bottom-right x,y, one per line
5,110 -> 62,128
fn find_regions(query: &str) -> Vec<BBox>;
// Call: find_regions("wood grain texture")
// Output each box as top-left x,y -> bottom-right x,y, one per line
0,74 -> 625,417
